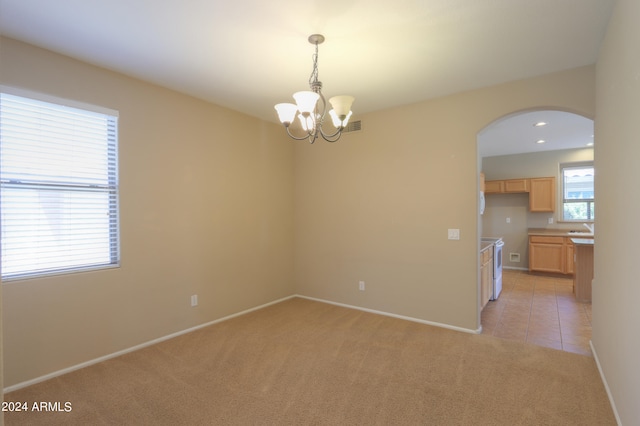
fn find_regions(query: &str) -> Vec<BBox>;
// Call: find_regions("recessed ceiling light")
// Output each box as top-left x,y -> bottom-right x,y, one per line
536,139 -> 546,144
534,121 -> 547,127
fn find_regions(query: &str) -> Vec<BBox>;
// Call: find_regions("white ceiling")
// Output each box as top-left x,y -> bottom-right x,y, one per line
478,110 -> 594,158
0,0 -> 611,154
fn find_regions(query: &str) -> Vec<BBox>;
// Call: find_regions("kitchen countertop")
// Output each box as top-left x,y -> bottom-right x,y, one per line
571,238 -> 595,245
480,241 -> 493,252
528,228 -> 594,238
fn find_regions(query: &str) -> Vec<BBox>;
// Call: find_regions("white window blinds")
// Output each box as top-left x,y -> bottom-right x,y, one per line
0,91 -> 120,280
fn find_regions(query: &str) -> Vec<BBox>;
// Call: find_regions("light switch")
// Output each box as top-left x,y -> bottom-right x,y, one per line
448,229 -> 460,240
506,217 -> 511,223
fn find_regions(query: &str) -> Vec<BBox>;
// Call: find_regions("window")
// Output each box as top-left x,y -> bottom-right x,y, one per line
561,162 -> 594,221
0,90 -> 119,280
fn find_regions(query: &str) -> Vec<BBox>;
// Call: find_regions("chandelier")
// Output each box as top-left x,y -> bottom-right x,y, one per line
274,34 -> 355,144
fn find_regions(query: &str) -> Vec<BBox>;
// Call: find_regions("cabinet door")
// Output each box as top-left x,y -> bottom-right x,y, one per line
529,242 -> 564,273
529,177 -> 556,212
504,178 -> 529,193
565,236 -> 593,275
481,262 -> 490,308
480,256 -> 493,308
566,240 -> 575,275
484,180 -> 504,194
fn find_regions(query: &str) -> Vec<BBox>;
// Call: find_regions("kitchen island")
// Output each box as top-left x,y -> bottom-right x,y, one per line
572,238 -> 594,302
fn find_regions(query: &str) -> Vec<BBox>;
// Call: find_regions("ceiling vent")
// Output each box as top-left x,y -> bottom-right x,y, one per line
343,120 -> 362,133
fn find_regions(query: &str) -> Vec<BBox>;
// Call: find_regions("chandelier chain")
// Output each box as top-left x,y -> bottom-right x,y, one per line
309,43 -> 320,88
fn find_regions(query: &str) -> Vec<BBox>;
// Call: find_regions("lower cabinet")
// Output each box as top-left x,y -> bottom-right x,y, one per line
566,243 -> 575,275
480,246 -> 494,309
573,243 -> 594,302
529,235 -> 593,275
529,236 -> 565,273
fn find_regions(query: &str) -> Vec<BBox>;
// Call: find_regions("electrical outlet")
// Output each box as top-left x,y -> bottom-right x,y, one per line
506,217 -> 511,224
359,281 -> 365,291
190,294 -> 198,307
447,229 -> 460,240
548,217 -> 554,224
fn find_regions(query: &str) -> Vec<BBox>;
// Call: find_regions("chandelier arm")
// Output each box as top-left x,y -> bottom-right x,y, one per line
284,125 -> 316,141
319,127 -> 343,142
316,90 -> 328,122
321,133 -> 342,143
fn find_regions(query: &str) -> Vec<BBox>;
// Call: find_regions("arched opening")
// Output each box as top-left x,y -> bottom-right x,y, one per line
476,108 -> 595,355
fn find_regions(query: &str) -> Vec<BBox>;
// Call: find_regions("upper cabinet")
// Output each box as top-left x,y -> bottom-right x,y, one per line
504,178 -> 529,193
484,176 -> 556,212
484,180 -> 503,193
529,177 -> 556,212
484,178 -> 529,193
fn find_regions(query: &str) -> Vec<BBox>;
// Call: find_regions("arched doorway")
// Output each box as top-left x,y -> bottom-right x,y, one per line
476,109 -> 595,355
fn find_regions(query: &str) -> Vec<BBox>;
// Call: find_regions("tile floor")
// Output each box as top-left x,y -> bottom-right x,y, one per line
481,269 -> 593,356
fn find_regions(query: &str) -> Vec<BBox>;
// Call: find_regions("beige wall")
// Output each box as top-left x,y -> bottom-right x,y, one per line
293,66 -> 595,331
0,37 -> 295,387
594,0 -> 640,423
482,148 -> 594,269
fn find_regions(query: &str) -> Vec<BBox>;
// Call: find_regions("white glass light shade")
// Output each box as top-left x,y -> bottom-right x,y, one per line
293,91 -> 320,115
298,113 -> 315,132
274,103 -> 298,125
329,95 -> 354,118
329,109 -> 353,128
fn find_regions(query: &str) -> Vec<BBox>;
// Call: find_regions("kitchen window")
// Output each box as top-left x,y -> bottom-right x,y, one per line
561,162 -> 594,221
0,89 -> 120,280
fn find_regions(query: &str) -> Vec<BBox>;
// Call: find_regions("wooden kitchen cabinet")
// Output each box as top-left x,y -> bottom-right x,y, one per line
573,240 -> 594,302
529,177 -> 556,212
480,246 -> 494,309
529,234 -> 593,275
565,236 -> 593,275
566,240 -> 575,275
504,178 -> 529,193
529,235 -> 564,274
484,180 -> 504,193
485,176 -> 555,212
484,178 -> 529,194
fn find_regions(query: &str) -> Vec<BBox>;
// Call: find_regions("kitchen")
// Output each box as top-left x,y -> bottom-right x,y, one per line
477,110 -> 595,353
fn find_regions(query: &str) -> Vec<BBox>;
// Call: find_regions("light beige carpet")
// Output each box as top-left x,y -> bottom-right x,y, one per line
4,298 -> 616,425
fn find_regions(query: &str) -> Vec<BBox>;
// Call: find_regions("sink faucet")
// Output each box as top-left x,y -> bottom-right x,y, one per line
583,223 -> 594,233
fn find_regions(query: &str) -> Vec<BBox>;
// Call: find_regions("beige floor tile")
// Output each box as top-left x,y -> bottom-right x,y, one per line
481,270 -> 592,357
526,336 -> 563,350
493,327 -> 527,342
563,342 -> 592,356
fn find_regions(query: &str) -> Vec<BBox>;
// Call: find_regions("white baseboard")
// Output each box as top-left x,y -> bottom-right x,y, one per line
590,340 -> 622,425
4,295 -> 297,394
297,295 -> 482,335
